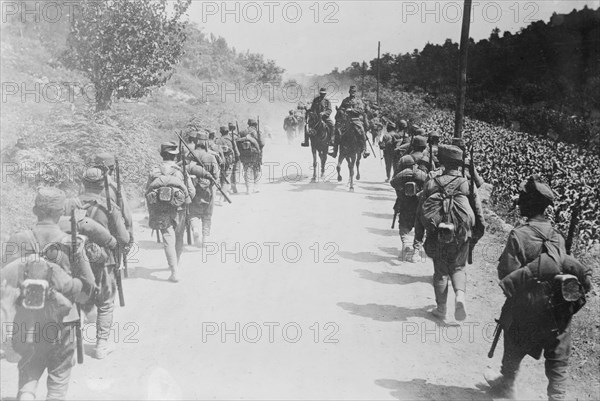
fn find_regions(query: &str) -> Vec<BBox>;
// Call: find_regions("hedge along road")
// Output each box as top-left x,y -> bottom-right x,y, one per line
0,133 -> 576,400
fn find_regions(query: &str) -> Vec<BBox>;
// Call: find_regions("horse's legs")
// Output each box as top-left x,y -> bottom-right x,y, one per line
320,151 -> 327,178
336,151 -> 343,182
311,145 -> 317,182
356,152 -> 361,181
348,155 -> 355,191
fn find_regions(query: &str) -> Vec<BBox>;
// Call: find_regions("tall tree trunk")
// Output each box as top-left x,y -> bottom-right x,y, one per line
95,86 -> 113,112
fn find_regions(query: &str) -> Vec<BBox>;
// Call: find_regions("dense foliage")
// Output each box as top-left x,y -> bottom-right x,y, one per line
62,0 -> 192,111
325,7 -> 600,147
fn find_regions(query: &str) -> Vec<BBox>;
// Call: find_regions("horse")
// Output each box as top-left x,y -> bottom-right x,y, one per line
335,108 -> 363,192
305,110 -> 330,182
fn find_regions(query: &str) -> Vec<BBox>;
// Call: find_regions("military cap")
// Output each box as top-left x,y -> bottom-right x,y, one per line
289,110 -> 294,115
319,88 -> 327,94
247,118 -> 257,126
187,131 -> 198,139
228,122 -> 235,129
197,132 -> 209,141
438,145 -> 463,162
518,175 -> 554,204
387,121 -> 396,129
82,166 -> 105,183
160,141 -> 179,155
414,128 -> 426,137
219,126 -> 228,134
349,85 -> 357,93
33,187 -> 66,213
398,120 -> 408,129
412,135 -> 427,147
398,154 -> 416,170
451,138 -> 466,149
93,152 -> 115,168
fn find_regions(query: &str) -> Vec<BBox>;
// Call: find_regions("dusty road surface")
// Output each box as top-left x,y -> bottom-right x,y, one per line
1,136 -> 561,400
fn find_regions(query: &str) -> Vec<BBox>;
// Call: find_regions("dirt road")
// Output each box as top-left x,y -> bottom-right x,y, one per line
0,136 -> 564,400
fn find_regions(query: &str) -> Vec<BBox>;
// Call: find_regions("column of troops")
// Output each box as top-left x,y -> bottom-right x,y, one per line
381,119 -> 592,401
0,118 -> 266,399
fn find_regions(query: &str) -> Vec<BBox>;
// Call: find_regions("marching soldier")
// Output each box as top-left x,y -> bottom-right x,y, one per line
485,175 -> 592,400
236,130 -> 262,195
416,145 -> 485,321
146,142 -> 195,282
337,85 -> 369,158
1,187 -> 99,400
187,133 -> 220,246
451,137 -> 484,188
215,126 -> 236,199
390,135 -> 430,262
379,121 -> 402,182
302,88 -> 334,149
79,167 -> 130,358
283,110 -> 299,144
227,122 -> 241,194
247,118 -> 265,171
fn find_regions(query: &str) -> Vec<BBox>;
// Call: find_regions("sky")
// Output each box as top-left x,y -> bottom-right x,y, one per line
188,0 -> 600,76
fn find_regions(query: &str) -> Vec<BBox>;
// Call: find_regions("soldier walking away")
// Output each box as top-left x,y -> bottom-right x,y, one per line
390,135 -> 430,262
379,121 -> 402,182
78,167 -> 130,359
391,120 -> 410,173
283,110 -> 299,144
338,85 -> 369,158
247,118 -> 265,172
146,142 -> 195,282
187,133 -> 220,246
1,187 -> 98,400
485,175 -> 592,400
302,88 -> 334,148
227,122 -> 241,194
416,145 -> 485,322
215,126 -> 236,200
237,129 -> 262,195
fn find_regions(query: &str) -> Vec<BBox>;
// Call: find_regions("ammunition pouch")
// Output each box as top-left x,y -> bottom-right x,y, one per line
551,274 -> 586,316
21,279 -> 49,310
404,182 -> 417,197
436,222 -> 456,244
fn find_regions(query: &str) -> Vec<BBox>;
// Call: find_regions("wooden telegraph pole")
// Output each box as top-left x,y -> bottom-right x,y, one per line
454,0 -> 473,139
376,41 -> 381,104
361,61 -> 366,97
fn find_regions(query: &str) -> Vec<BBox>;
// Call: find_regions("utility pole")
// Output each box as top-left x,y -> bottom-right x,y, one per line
454,0 -> 473,139
376,41 -> 381,104
361,61 -> 365,97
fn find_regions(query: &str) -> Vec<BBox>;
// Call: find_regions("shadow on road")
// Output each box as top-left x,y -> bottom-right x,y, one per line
362,211 -> 393,220
128,266 -> 171,282
366,195 -> 395,202
338,251 -> 399,265
288,181 -> 343,192
337,302 -> 438,323
366,227 -> 396,237
375,378 -> 492,401
136,240 -> 164,250
361,185 -> 393,192
355,269 -> 430,286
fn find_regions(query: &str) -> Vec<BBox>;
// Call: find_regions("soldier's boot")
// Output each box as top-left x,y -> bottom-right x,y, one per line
168,266 -> 179,282
94,339 -> 115,359
409,242 -> 423,264
430,304 -> 447,320
455,290 -> 467,321
484,370 -> 516,399
300,130 -> 309,147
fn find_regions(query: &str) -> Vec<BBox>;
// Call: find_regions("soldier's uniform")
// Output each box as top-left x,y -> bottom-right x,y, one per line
302,88 -> 334,147
1,187 -> 97,400
237,130 -> 262,194
78,167 -> 130,359
146,142 -> 195,282
338,85 -> 368,158
451,137 -> 484,188
486,176 -> 593,401
215,126 -> 236,198
283,111 -> 298,144
390,136 -> 430,261
188,133 -> 220,245
380,121 -> 404,182
247,119 -> 265,170
416,145 -> 485,321
227,123 -> 241,193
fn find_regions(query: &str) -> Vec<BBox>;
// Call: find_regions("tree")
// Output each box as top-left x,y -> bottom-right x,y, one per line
62,0 -> 191,111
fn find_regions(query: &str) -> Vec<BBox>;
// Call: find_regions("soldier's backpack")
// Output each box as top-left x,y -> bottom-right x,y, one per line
391,165 -> 428,197
237,137 -> 259,164
0,231 -> 76,336
420,176 -> 475,245
146,164 -> 187,210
